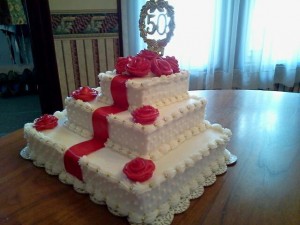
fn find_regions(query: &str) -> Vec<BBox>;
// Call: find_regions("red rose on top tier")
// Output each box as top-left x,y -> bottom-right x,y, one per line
123,157 -> 156,182
33,114 -> 58,131
164,56 -> 180,73
115,56 -> 132,74
131,105 -> 159,125
126,56 -> 151,77
151,58 -> 173,76
71,86 -> 98,102
137,49 -> 160,61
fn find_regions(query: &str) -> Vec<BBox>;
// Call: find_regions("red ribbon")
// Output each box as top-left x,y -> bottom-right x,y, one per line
64,75 -> 131,180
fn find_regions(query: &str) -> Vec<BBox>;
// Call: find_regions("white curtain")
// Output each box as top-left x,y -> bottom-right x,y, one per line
121,0 -> 300,90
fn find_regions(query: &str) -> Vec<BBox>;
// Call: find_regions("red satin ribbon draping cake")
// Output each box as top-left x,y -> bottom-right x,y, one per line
64,75 -> 131,180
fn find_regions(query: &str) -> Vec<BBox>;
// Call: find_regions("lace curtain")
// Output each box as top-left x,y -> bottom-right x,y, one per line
121,0 -> 300,90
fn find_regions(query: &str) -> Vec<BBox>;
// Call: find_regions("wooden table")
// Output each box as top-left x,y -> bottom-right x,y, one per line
1,90 -> 299,225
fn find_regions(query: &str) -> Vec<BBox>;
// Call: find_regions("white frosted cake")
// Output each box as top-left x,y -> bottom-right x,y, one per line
23,50 -> 235,225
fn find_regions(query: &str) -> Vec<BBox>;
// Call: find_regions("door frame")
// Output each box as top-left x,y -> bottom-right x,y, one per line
24,0 -> 63,114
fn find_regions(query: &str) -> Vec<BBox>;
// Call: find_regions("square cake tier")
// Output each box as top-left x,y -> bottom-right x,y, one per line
65,94 -> 207,159
98,71 -> 189,109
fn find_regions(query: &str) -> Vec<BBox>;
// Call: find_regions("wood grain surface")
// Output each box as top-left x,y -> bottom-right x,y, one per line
0,90 -> 299,225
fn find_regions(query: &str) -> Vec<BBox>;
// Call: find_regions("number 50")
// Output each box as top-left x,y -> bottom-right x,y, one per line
146,12 -> 168,35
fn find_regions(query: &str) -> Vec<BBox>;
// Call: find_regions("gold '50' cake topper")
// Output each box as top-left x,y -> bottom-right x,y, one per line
139,0 -> 175,56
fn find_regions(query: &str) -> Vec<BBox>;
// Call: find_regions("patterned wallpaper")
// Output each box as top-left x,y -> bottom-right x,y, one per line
50,10 -> 120,103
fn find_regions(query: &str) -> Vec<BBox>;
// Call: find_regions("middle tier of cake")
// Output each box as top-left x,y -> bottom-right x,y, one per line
65,94 -> 207,160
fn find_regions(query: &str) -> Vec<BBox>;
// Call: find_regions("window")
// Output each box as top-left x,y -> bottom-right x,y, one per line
122,0 -> 300,90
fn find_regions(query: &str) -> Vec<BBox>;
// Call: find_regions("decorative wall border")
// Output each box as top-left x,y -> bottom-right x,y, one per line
51,10 -> 119,37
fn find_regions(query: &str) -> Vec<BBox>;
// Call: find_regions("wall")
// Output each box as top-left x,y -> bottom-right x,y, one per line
49,0 -> 119,102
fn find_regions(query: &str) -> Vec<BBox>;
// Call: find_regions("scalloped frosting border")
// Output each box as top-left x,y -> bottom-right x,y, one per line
26,144 -> 232,225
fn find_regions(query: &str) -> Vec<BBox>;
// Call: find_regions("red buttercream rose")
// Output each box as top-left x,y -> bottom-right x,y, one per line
151,58 -> 173,76
126,56 -> 151,77
123,157 -> 155,182
33,114 -> 58,131
71,86 -> 98,102
115,56 -> 132,74
164,56 -> 180,73
137,49 -> 160,61
131,105 -> 159,125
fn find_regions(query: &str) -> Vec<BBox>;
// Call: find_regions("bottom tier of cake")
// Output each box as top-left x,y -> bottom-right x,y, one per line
22,113 -> 235,225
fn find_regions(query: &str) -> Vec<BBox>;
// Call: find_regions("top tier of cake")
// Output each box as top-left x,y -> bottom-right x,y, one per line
98,70 -> 189,110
